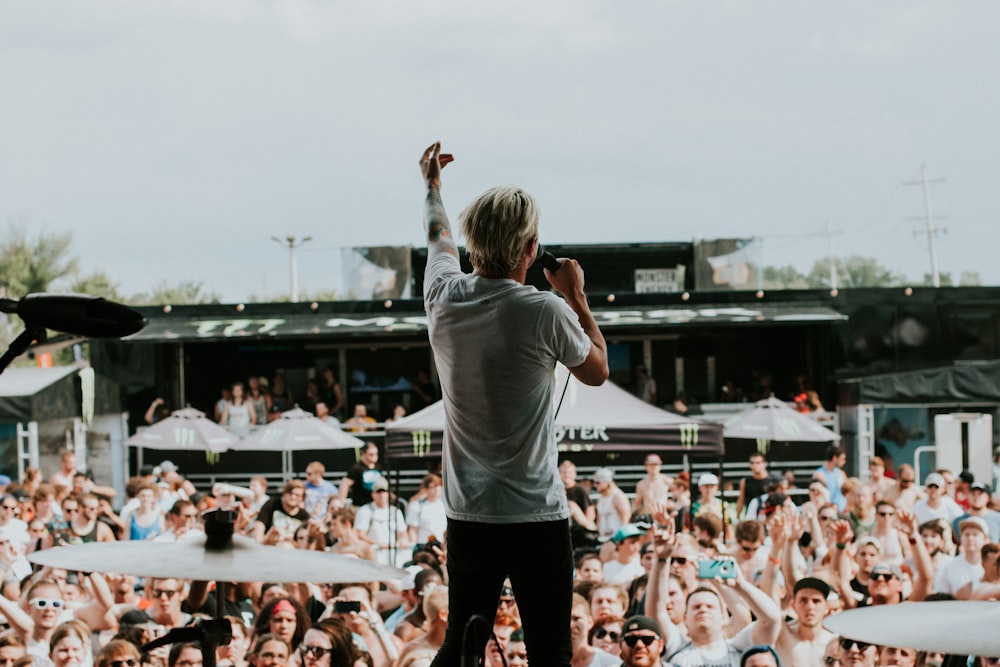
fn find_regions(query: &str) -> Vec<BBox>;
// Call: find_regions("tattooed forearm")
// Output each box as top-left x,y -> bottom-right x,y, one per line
424,186 -> 455,246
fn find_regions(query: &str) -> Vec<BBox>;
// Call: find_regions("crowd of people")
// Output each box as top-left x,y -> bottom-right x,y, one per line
146,367 -> 433,438
0,443 -> 997,667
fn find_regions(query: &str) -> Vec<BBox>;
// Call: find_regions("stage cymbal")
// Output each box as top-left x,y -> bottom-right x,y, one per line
824,601 -> 1000,656
28,534 -> 406,584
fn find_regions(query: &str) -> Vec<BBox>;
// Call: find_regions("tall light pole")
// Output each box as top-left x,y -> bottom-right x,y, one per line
271,234 -> 312,301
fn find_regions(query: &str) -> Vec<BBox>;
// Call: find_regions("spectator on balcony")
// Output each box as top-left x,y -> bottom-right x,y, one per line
319,366 -> 344,418
344,404 -> 378,433
221,382 -> 256,439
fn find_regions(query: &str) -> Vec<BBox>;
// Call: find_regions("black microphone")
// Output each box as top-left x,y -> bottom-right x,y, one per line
2,293 -> 146,338
142,618 -> 232,652
533,244 -> 561,273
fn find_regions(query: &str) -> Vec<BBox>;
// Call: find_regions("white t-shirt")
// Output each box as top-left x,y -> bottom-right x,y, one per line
913,497 -> 964,526
406,497 -> 448,543
667,625 -> 754,667
0,518 -> 30,551
424,251 -> 591,523
602,557 -> 646,585
586,648 -> 620,667
932,556 -> 983,595
355,503 -> 406,552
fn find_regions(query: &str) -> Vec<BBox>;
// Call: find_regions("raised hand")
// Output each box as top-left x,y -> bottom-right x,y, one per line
896,509 -> 918,537
419,142 -> 455,188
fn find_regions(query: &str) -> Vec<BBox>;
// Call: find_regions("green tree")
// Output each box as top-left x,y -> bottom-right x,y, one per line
129,281 -> 221,306
921,272 -> 953,287
0,224 -> 79,296
806,255 -> 905,288
959,271 -> 982,287
70,270 -> 124,301
762,265 -> 809,290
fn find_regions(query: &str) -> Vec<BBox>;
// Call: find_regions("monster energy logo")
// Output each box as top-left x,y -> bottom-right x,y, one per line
412,431 -> 433,457
679,423 -> 699,449
174,428 -> 196,447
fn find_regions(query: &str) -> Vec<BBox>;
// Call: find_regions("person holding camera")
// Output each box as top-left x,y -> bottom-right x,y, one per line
418,142 -> 608,667
645,504 -> 781,667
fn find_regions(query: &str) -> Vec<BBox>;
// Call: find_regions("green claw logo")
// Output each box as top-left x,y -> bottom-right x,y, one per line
680,423 -> 699,449
412,431 -> 432,457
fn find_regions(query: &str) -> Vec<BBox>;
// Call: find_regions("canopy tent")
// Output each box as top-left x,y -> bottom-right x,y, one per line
723,395 -> 840,454
385,366 -> 723,463
124,407 -> 239,453
0,366 -> 80,423
228,407 -> 365,480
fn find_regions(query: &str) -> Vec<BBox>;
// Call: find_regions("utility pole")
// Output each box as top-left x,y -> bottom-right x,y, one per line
823,222 -> 843,290
903,163 -> 947,287
271,234 -> 312,301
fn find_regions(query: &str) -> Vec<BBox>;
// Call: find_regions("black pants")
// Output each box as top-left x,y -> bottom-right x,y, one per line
430,518 -> 573,667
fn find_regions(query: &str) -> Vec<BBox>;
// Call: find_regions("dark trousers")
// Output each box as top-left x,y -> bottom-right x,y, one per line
430,518 -> 573,667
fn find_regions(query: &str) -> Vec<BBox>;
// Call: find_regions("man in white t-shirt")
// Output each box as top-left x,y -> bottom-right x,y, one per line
418,142 -> 608,667
603,524 -> 648,585
354,477 -> 410,567
933,516 -> 987,595
406,474 -> 447,544
0,495 -> 30,552
913,472 -> 964,526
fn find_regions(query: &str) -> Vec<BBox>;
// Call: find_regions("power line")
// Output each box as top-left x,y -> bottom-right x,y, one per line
902,163 -> 947,287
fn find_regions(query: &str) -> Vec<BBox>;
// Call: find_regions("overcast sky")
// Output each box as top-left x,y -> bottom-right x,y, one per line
1,1 -> 997,303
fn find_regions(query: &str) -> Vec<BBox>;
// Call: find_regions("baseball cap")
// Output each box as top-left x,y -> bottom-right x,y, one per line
924,472 -> 945,488
372,477 -> 389,492
970,482 -> 992,493
622,615 -> 662,638
698,472 -> 720,487
793,576 -> 832,598
871,563 -> 903,579
612,523 -> 647,544
856,536 -> 882,552
158,460 -> 178,474
594,468 -> 614,483
119,609 -> 156,627
0,475 -> 11,487
958,516 -> 989,536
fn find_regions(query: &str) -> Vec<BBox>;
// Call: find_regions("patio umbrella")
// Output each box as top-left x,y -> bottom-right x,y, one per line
723,395 -> 839,453
124,407 -> 238,454
227,407 -> 365,479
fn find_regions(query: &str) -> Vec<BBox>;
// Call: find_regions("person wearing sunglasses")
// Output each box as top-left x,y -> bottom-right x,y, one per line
0,494 -> 30,553
568,594 -> 619,667
618,615 -> 664,667
299,618 -> 360,667
588,614 -> 625,659
645,513 -> 781,666
353,477 -> 410,567
0,576 -> 111,662
836,637 -> 878,667
95,639 -> 142,667
913,473 -> 963,527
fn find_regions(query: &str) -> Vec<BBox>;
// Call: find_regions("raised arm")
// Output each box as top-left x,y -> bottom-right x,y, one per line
897,509 -> 932,601
546,260 -> 608,387
419,142 -> 458,260
644,504 -> 680,646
